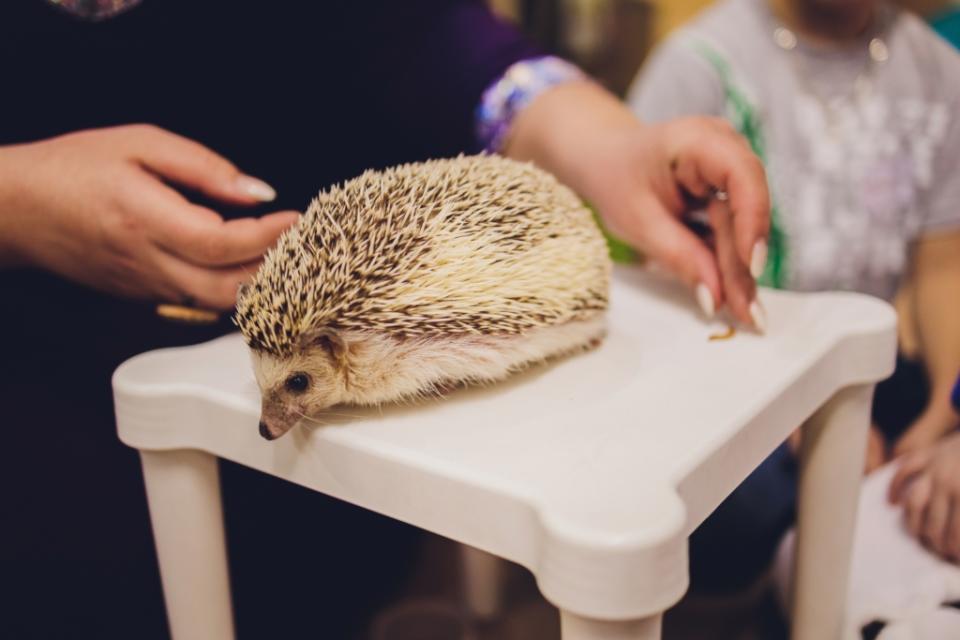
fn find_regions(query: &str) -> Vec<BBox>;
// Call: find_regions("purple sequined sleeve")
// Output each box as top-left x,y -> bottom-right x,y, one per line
952,373 -> 959,411
476,56 -> 585,152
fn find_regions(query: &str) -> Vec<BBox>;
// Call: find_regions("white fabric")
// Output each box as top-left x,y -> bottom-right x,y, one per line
774,463 -> 960,639
878,608 -> 960,640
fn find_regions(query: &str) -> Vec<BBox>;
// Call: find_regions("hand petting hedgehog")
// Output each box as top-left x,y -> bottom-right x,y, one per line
235,155 -> 611,440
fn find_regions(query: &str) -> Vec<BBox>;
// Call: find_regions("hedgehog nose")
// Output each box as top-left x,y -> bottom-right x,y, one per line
259,421 -> 277,441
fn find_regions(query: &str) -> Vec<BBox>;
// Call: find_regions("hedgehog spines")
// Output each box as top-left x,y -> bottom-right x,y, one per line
235,155 -> 610,356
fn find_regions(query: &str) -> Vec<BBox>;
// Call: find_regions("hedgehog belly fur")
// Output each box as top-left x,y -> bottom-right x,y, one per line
337,316 -> 607,407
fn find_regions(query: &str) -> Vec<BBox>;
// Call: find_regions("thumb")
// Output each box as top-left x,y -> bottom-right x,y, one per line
126,125 -> 276,205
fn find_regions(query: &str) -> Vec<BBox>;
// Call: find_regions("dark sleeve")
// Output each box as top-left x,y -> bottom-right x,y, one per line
358,0 -> 544,159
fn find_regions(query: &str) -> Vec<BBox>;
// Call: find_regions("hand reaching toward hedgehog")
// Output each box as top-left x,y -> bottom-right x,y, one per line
0,86 -> 770,329
0,125 -> 299,309
505,81 -> 770,330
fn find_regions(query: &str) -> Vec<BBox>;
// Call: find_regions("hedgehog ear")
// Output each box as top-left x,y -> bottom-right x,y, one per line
303,330 -> 347,362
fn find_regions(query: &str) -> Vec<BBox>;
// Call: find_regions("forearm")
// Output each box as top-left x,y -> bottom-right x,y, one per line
913,230 -> 960,431
504,81 -> 642,205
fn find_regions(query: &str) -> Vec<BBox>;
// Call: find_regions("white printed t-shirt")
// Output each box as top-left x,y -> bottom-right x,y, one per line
628,0 -> 960,300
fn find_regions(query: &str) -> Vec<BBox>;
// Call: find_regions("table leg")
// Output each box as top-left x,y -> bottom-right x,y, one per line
560,611 -> 662,639
460,544 -> 505,620
140,449 -> 234,640
792,384 -> 874,640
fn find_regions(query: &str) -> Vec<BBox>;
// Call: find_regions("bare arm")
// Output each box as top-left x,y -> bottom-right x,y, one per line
913,230 -> 960,427
894,229 -> 960,456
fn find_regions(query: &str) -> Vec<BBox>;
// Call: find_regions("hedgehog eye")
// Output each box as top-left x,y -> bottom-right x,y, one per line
285,373 -> 310,394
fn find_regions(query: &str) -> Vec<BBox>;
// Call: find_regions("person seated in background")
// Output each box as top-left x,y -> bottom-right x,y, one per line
627,0 -> 960,594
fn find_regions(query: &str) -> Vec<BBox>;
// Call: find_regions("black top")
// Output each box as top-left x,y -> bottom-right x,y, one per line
0,4 -> 539,638
0,0 -> 540,388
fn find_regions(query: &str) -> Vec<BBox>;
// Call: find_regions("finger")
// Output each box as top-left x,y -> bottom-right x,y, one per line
668,120 -> 771,273
124,124 -> 277,205
158,206 -> 298,268
672,154 -> 712,200
890,450 -> 932,503
924,488 -> 951,554
626,195 -> 724,316
708,198 -> 761,330
152,249 -> 265,310
905,474 -> 933,537
137,177 -> 299,265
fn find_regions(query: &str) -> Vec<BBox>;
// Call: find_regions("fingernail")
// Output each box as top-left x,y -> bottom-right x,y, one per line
695,282 -> 715,318
750,299 -> 767,333
235,174 -> 276,201
750,240 -> 768,279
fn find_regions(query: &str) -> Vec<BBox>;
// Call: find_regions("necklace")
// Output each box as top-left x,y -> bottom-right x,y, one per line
772,13 -> 891,139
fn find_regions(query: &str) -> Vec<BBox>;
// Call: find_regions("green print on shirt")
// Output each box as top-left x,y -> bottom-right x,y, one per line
690,40 -> 787,290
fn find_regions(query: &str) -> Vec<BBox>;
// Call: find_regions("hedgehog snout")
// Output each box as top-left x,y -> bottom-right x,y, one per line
258,392 -> 303,440
258,420 -> 278,440
257,411 -> 291,440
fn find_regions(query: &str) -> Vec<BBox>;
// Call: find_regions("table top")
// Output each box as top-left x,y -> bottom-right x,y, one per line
114,266 -> 897,618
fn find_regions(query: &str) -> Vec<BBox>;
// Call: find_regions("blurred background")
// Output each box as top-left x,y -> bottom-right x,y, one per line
488,0 -> 955,95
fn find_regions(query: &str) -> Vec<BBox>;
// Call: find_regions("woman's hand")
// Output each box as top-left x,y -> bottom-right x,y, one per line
0,125 -> 299,309
893,409 -> 960,459
505,81 -> 770,330
889,432 -> 960,561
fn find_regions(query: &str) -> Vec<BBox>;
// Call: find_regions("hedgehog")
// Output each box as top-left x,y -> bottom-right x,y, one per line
235,155 -> 611,440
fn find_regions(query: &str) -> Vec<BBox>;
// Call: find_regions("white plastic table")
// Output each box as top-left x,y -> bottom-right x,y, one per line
114,266 -> 897,640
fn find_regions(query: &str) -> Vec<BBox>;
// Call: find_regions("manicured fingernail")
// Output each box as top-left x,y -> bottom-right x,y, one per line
750,299 -> 767,333
750,240 -> 768,279
695,282 -> 715,318
235,174 -> 276,201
